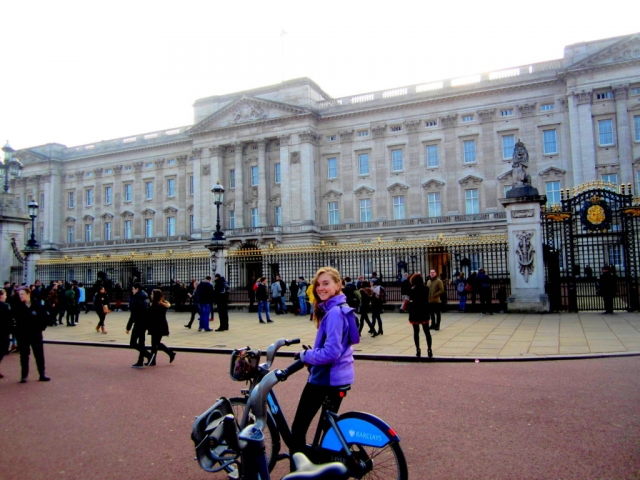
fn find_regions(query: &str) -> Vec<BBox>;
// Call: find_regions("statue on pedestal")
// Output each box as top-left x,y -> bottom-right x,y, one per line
506,140 -> 539,198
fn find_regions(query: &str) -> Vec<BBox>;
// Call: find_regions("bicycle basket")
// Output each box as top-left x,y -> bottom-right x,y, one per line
230,347 -> 261,381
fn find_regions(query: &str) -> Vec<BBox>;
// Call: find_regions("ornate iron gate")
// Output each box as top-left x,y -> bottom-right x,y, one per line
542,182 -> 640,312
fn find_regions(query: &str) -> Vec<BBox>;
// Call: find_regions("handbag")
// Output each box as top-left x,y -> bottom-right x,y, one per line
103,305 -> 111,315
464,283 -> 473,293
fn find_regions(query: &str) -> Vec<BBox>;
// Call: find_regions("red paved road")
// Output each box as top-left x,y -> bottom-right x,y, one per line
1,345 -> 639,480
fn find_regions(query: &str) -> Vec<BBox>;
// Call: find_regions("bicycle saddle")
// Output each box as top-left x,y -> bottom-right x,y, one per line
281,452 -> 348,480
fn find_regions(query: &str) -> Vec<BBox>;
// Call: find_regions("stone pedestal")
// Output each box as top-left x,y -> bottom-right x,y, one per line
23,247 -> 42,285
500,195 -> 549,313
205,239 -> 230,277
0,193 -> 30,283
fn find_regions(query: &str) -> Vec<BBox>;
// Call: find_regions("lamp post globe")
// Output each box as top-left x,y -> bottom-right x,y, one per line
1,141 -> 24,193
211,181 -> 225,240
27,198 -> 39,248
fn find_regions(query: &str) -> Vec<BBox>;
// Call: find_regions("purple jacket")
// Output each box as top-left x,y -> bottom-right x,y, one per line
300,294 -> 359,387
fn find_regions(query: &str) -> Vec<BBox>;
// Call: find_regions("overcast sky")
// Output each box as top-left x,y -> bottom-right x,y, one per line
2,0 -> 638,150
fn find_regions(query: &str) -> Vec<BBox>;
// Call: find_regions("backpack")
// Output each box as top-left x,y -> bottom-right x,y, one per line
344,283 -> 361,309
457,281 -> 465,293
375,285 -> 386,304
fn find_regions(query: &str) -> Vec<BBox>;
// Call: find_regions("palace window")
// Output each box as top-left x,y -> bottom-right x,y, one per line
595,91 -> 613,100
500,109 -> 514,117
68,191 -> 75,208
359,199 -> 372,222
229,210 -> 235,229
189,175 -> 194,195
327,157 -> 337,179
598,119 -> 614,146
67,226 -> 74,243
251,166 -> 259,186
425,120 -> 437,127
274,163 -> 281,184
251,208 -> 259,227
124,220 -> 132,239
167,178 -> 175,197
229,169 -> 236,189
357,130 -> 369,137
540,103 -> 555,111
543,129 -> 558,155
189,215 -> 194,233
85,224 -> 93,242
86,189 -> 93,207
393,196 -> 405,220
391,149 -> 403,171
390,125 -> 402,133
326,134 -> 337,142
145,181 -> 153,200
167,217 -> 176,236
462,115 -> 474,123
104,186 -> 112,205
545,181 -> 561,206
275,206 -> 282,226
634,115 -> 640,142
124,184 -> 132,202
145,218 -> 153,238
428,192 -> 442,217
465,189 -> 479,214
601,174 -> 618,190
104,222 -> 112,241
328,202 -> 339,225
502,135 -> 515,159
463,140 -> 476,163
426,144 -> 439,168
358,153 -> 370,175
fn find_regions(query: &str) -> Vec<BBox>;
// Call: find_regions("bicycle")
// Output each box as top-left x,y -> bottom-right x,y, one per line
193,337 -> 408,480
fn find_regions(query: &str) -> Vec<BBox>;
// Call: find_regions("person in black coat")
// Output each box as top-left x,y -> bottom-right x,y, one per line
126,283 -> 152,368
93,285 -> 110,334
289,279 -> 299,314
408,273 -> 432,359
13,286 -> 50,382
0,288 -> 13,379
598,266 -> 617,314
147,289 -> 176,366
213,274 -> 229,331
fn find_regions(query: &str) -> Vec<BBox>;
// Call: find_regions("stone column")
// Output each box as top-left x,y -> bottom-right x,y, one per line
0,193 -> 30,283
257,138 -> 268,226
568,92 -> 596,186
190,148 -> 204,238
500,196 -> 549,312
278,135 -> 291,226
206,239 -> 229,277
440,115 -> 458,212
233,142 -> 245,229
24,248 -> 42,285
298,131 -> 318,224
614,85 -> 633,185
113,166 -> 123,238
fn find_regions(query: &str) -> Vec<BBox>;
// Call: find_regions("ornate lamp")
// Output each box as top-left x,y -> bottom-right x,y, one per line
211,181 -> 225,240
1,142 -> 24,193
27,197 -> 39,248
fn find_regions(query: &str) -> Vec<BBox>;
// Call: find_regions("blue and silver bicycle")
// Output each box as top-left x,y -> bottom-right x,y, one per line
192,337 -> 408,479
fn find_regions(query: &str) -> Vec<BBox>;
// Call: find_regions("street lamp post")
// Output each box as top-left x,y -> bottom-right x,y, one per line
1,142 -> 24,193
211,181 -> 225,241
27,198 -> 39,248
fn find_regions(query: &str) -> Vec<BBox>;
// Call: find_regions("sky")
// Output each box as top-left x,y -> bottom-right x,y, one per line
2,0 -> 638,150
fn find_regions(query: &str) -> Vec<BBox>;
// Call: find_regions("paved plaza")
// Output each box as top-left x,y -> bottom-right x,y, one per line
43,308 -> 640,360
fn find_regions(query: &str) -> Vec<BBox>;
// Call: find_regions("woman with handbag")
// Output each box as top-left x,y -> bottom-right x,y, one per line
408,273 -> 432,359
147,289 -> 176,366
93,285 -> 110,334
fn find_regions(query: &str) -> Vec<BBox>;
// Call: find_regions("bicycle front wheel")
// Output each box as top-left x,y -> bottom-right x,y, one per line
349,440 -> 408,480
229,396 -> 281,472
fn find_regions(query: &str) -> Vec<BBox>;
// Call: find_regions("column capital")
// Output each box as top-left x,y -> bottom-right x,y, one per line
613,84 -> 629,100
372,125 -> 386,137
517,103 -> 537,117
278,134 -> 291,146
478,109 -> 495,122
439,114 -> 457,128
339,130 -> 354,142
299,130 -> 320,145
574,91 -> 592,105
209,145 -> 224,157
191,147 -> 203,158
404,120 -> 420,133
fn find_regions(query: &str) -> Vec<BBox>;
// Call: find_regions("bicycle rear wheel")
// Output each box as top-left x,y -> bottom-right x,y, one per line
348,440 -> 408,480
229,396 -> 281,472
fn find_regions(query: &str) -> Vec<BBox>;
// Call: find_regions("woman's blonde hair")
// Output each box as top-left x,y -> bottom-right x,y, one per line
311,266 -> 342,328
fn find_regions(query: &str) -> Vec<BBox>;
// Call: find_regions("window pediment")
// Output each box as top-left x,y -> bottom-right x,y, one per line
421,179 -> 445,190
65,216 -> 76,223
163,206 -> 178,214
141,208 -> 156,216
82,215 -> 95,222
100,213 -> 114,220
538,167 -> 566,179
269,194 -> 281,204
121,210 -> 135,218
322,189 -> 343,201
458,175 -> 483,186
497,170 -> 514,182
387,183 -> 409,195
354,186 -> 375,197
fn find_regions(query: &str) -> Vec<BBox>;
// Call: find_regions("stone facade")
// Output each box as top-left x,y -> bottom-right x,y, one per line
10,32 -> 640,257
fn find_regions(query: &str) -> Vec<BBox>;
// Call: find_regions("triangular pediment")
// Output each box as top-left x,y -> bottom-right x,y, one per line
386,182 -> 409,194
566,34 -> 640,72
187,96 -> 310,135
82,215 -> 95,222
100,212 -> 114,220
421,179 -> 445,189
322,189 -> 343,200
121,210 -> 134,218
354,186 -> 375,196
65,216 -> 76,223
458,175 -> 483,186
538,167 -> 566,178
162,206 -> 178,214
497,170 -> 513,182
141,208 -> 155,216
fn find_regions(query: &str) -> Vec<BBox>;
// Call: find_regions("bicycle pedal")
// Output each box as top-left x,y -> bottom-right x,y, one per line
240,389 -> 250,396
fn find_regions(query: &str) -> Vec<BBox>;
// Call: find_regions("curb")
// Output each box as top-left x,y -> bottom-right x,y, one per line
43,340 -> 640,363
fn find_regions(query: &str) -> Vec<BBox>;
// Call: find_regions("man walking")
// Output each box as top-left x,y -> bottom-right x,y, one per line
214,274 -> 230,330
477,268 -> 493,315
297,276 -> 308,316
271,277 -> 283,314
126,283 -> 152,368
599,265 -> 616,314
195,276 -> 214,332
277,275 -> 287,314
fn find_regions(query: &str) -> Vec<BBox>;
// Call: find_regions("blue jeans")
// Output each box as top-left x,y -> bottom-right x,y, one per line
280,296 -> 288,313
298,297 -> 307,315
198,304 -> 211,330
258,301 -> 271,322
459,294 -> 467,311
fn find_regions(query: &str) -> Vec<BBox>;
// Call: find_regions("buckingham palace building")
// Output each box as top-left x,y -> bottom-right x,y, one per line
6,32 -> 640,289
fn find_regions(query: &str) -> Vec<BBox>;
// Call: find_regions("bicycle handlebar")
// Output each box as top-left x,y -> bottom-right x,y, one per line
265,338 -> 300,368
276,359 -> 306,382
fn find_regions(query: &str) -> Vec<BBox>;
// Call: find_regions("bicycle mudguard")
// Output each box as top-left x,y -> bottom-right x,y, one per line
321,411 -> 401,451
191,397 -> 233,444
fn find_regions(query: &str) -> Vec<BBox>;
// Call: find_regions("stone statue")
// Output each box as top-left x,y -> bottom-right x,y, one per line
512,140 -> 531,186
506,140 -> 539,198
515,231 -> 535,283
